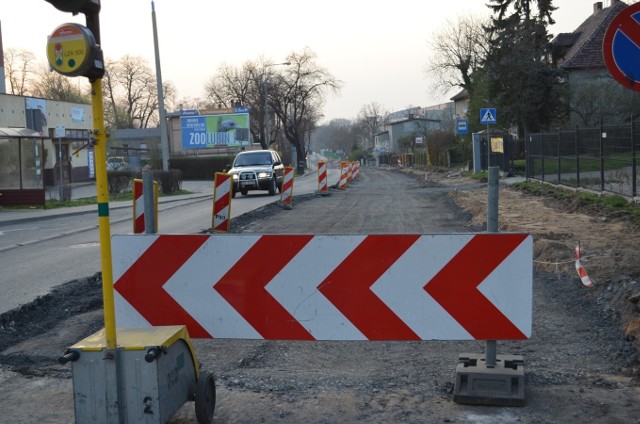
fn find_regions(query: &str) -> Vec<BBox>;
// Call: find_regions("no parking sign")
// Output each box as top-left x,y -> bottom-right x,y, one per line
603,2 -> 640,90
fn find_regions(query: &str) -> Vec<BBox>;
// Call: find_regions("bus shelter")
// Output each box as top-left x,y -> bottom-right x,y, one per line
0,128 -> 47,206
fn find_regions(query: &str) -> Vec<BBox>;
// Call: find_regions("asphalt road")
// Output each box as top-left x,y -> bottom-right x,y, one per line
0,169 -> 339,315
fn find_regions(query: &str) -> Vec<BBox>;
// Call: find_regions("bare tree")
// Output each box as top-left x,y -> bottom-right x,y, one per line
569,78 -> 640,126
202,49 -> 341,158
31,66 -> 90,103
354,102 -> 387,151
4,48 -> 37,96
311,119 -> 353,154
426,14 -> 492,97
205,57 -> 290,149
204,61 -> 255,109
103,55 -> 162,129
205,60 -> 259,143
270,48 -> 342,171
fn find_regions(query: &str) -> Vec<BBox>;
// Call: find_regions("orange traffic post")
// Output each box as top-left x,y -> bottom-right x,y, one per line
280,166 -> 295,209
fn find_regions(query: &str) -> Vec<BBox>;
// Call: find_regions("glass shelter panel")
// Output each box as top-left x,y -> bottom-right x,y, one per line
0,138 -> 20,189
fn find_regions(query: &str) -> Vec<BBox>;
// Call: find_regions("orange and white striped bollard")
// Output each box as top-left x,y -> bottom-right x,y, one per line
212,172 -> 233,233
338,162 -> 349,189
281,166 -> 295,209
317,161 -> 328,194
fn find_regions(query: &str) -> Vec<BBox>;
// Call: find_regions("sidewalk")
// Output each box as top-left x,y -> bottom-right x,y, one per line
0,170 -> 319,226
0,180 -> 215,226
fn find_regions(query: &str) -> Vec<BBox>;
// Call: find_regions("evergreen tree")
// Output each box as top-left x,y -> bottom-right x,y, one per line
487,0 -> 556,25
483,0 -> 567,136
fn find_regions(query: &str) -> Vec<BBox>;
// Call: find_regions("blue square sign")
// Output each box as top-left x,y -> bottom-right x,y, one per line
456,119 -> 469,135
480,108 -> 496,125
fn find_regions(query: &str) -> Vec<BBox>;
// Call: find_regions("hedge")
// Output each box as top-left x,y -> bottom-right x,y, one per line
169,156 -> 235,180
107,169 -> 183,194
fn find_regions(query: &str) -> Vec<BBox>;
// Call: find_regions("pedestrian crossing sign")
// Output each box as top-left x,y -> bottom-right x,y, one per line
480,108 -> 497,125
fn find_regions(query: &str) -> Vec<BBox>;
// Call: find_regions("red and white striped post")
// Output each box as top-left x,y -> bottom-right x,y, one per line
338,162 -> 349,190
280,166 -> 295,209
317,160 -> 328,194
212,172 -> 233,233
132,178 -> 158,233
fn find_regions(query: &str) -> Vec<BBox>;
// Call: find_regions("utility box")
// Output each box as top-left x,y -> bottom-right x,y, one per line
60,325 -> 215,424
472,130 -> 516,174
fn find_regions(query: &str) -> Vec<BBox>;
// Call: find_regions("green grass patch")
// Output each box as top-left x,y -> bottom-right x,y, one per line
1,189 -> 193,211
513,181 -> 640,222
463,170 -> 488,182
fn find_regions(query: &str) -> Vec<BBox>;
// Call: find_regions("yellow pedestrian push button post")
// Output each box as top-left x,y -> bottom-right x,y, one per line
46,23 -> 98,77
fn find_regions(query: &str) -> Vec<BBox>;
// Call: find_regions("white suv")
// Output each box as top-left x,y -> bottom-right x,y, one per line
227,150 -> 285,197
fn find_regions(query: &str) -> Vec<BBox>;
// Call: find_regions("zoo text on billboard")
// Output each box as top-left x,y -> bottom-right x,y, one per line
181,113 -> 250,149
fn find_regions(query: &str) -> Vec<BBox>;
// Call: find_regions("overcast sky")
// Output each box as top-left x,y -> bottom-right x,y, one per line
2,0 -> 611,124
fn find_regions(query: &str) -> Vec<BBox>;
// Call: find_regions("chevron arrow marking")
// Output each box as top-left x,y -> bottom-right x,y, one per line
213,234 -> 315,339
424,233 -> 530,339
318,235 -> 421,340
113,234 -> 212,337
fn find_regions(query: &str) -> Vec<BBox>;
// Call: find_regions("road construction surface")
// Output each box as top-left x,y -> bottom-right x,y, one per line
1,167 -> 638,424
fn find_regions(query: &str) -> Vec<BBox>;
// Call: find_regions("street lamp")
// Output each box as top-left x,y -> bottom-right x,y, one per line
264,62 -> 290,147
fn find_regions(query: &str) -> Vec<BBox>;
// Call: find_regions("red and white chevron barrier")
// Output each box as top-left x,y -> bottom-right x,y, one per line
132,178 -> 158,233
112,233 -> 532,341
212,172 -> 232,233
280,166 -> 295,208
575,244 -> 594,287
317,161 -> 328,193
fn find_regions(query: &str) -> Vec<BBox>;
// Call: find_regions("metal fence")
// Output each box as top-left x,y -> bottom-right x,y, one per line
526,123 -> 640,198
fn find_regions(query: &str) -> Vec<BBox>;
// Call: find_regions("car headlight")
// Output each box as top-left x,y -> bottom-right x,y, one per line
258,172 -> 271,178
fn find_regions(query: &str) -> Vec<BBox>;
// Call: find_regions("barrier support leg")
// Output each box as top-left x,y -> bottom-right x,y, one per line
453,167 -> 526,406
453,353 -> 525,406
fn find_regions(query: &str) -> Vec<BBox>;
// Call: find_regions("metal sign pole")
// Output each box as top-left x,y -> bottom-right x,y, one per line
58,136 -> 63,200
487,123 -> 490,170
486,166 -> 499,367
143,169 -> 156,234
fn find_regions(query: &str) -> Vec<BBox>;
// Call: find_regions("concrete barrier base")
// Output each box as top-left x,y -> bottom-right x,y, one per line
453,353 -> 525,406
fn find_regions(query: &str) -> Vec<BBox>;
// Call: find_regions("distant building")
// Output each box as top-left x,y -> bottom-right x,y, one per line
551,0 -> 627,81
373,103 -> 453,154
450,89 -> 469,121
0,93 -> 93,205
108,127 -> 161,170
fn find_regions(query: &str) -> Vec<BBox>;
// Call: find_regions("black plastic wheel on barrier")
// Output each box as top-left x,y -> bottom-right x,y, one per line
195,370 -> 216,424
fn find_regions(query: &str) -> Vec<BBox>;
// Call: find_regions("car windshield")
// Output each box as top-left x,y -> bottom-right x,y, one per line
234,152 -> 272,166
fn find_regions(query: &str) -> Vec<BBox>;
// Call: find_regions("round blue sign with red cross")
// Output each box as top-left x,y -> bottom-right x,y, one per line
603,3 -> 640,91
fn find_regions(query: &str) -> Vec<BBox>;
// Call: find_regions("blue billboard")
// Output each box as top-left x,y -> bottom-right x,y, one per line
181,112 -> 250,149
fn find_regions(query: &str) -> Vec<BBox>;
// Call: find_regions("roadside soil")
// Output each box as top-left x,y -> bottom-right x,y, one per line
1,167 -> 640,423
